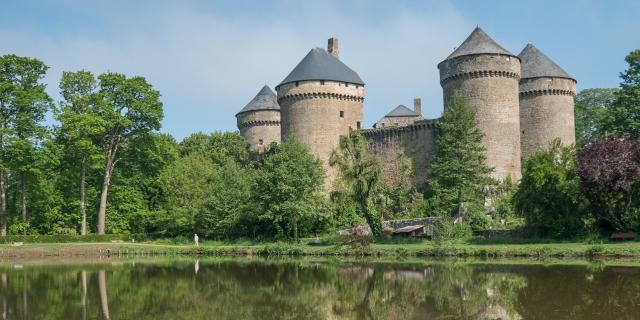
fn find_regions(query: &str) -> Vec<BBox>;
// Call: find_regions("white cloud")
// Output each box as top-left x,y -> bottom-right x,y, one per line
0,1 -> 472,139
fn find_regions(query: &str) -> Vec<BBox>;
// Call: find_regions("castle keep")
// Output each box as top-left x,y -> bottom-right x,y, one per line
236,28 -> 576,188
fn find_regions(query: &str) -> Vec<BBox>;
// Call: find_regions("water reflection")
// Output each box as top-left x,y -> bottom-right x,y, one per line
0,259 -> 638,319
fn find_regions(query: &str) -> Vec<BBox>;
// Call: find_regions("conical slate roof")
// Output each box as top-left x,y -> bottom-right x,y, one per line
518,44 -> 573,80
236,85 -> 280,116
445,27 -> 515,61
278,48 -> 364,87
385,105 -> 419,117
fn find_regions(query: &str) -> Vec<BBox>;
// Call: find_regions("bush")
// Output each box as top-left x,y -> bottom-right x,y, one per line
514,140 -> 589,238
432,219 -> 472,242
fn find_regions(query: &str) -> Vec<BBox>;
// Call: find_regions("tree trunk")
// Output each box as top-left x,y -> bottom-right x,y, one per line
81,271 -> 87,320
0,120 -> 6,237
293,215 -> 298,242
20,175 -> 27,236
98,270 -> 110,320
80,159 -> 87,236
97,136 -> 119,235
0,170 -> 6,237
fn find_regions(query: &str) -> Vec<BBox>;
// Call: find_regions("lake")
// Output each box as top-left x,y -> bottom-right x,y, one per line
0,258 -> 639,319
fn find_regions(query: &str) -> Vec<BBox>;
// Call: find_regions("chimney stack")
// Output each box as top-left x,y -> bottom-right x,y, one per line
414,97 -> 422,116
328,37 -> 339,59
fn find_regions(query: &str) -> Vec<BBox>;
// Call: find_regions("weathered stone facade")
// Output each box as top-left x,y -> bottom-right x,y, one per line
519,77 -> 576,158
236,109 -> 281,153
363,119 -> 438,188
278,80 -> 364,189
439,52 -> 522,181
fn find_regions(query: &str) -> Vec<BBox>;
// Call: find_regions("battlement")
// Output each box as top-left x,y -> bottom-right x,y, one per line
363,119 -> 439,138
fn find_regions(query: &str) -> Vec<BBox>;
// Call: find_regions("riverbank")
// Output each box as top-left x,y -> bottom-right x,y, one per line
2,240 -> 640,259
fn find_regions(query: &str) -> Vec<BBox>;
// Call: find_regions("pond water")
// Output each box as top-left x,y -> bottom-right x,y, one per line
0,258 -> 639,319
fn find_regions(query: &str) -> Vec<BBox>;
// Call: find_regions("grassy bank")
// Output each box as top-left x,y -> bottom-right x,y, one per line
2,239 -> 640,259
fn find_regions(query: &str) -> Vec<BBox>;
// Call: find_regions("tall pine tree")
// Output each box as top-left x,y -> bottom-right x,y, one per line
427,91 -> 494,217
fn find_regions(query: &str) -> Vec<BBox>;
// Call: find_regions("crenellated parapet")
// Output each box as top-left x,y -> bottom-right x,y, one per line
519,88 -> 575,98
278,91 -> 365,104
440,70 -> 520,86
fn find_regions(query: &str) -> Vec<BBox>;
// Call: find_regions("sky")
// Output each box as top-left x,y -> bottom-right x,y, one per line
1,0 -> 638,140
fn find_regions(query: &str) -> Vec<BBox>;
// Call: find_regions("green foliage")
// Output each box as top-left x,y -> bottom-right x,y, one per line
605,50 -> 640,138
574,88 -> 618,146
382,153 -> 423,219
252,138 -> 326,241
330,131 -> 385,238
426,91 -> 494,224
514,140 -> 589,238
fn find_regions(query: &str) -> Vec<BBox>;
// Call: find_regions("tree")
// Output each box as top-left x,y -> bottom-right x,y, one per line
95,73 -> 163,234
0,55 -> 52,234
254,138 -> 325,241
56,70 -> 105,235
426,91 -> 494,219
577,139 -> 640,232
513,140 -> 589,238
382,153 -> 422,219
574,88 -> 618,146
606,50 -> 640,138
330,131 -> 385,238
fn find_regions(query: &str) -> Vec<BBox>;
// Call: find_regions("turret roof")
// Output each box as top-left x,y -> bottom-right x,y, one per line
236,85 -> 280,116
385,105 -> 420,117
518,44 -> 573,80
278,48 -> 364,87
445,27 -> 515,61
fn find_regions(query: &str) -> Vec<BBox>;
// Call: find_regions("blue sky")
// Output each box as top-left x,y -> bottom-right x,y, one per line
1,0 -> 638,140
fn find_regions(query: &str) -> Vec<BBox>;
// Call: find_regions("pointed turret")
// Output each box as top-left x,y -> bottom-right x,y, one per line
519,44 -> 576,159
278,48 -> 364,88
518,43 -> 573,80
236,85 -> 280,116
236,85 -> 281,153
444,27 -> 515,61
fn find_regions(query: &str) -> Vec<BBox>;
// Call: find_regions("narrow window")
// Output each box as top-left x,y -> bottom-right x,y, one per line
357,121 -> 361,129
339,111 -> 344,118
259,139 -> 264,145
320,80 -> 325,85
345,82 -> 349,87
295,81 -> 299,87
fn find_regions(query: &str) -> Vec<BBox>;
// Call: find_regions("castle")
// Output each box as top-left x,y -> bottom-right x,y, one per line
235,27 -> 576,189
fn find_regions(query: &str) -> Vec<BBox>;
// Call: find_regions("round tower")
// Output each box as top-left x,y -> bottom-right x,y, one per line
236,85 -> 281,153
276,38 -> 365,189
438,27 -> 522,180
518,44 -> 576,159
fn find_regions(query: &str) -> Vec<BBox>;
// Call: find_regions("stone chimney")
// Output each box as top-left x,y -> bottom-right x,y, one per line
413,97 -> 422,116
328,37 -> 339,59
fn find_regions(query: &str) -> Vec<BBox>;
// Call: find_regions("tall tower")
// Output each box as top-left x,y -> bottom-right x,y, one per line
276,38 -> 365,189
518,44 -> 576,159
236,85 -> 281,153
438,27 -> 522,180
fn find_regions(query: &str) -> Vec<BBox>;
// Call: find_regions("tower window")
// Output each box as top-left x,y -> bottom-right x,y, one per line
345,82 -> 349,87
339,111 -> 344,118
259,139 -> 264,145
320,80 -> 325,85
295,81 -> 299,87
357,121 -> 361,129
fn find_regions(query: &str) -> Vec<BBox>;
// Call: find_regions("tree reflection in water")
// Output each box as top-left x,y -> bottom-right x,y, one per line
0,259 -> 638,319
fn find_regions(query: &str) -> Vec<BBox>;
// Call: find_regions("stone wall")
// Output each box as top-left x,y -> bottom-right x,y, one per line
439,54 -> 522,181
277,80 -> 364,190
237,109 -> 281,153
363,119 -> 438,188
374,115 -> 421,128
519,77 -> 576,159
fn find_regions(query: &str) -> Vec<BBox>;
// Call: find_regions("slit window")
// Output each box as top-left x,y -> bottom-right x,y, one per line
259,139 -> 264,145
357,121 -> 361,129
320,80 -> 325,85
339,111 -> 344,118
295,81 -> 299,87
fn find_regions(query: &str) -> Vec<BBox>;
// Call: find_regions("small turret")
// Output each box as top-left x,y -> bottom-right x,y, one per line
518,44 -> 576,159
236,85 -> 281,152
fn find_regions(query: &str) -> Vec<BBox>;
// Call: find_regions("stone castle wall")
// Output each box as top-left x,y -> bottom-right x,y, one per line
374,116 -> 421,128
439,54 -> 522,180
277,80 -> 364,189
363,119 -> 438,188
237,110 -> 281,153
519,77 -> 576,159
